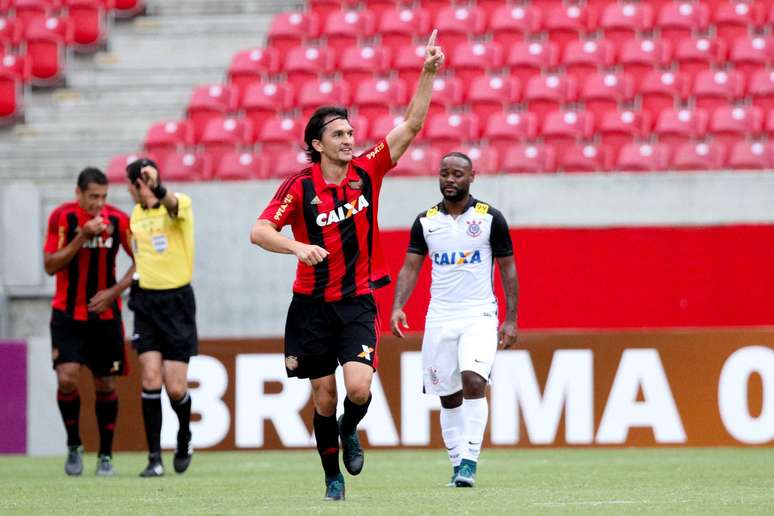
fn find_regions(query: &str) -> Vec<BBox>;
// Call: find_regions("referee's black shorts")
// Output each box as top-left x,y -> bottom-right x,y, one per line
129,282 -> 198,363
284,293 -> 379,379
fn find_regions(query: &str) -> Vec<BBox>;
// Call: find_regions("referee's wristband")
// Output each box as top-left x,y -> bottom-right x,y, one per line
151,184 -> 167,199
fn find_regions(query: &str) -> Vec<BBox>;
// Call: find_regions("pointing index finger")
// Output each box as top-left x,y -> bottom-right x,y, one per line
427,29 -> 437,48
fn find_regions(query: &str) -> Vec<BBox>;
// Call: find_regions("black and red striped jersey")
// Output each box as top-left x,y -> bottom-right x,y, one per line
259,139 -> 395,301
44,202 -> 132,320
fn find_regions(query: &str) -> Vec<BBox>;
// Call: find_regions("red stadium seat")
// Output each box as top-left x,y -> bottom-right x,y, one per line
0,53 -> 31,83
692,69 -> 745,113
425,75 -> 464,119
63,0 -> 108,51
112,0 -> 145,19
459,144 -> 500,175
729,35 -> 774,79
506,40 -> 559,87
227,47 -> 280,102
580,70 -> 635,122
748,67 -> 774,112
267,12 -> 319,54
713,1 -> 762,46
362,0 -> 400,20
143,119 -> 190,165
322,9 -> 375,56
765,109 -> 774,133
161,151 -> 212,182
352,76 -> 407,124
391,146 -> 440,176
616,142 -> 670,171
214,150 -> 265,181
726,139 -> 770,169
417,0 -> 453,21
308,0 -> 353,27
433,6 -> 486,55
0,67 -> 22,123
24,16 -> 71,86
656,1 -> 710,48
544,3 -> 595,49
376,6 -> 430,57
422,111 -> 479,156
598,108 -> 651,159
297,78 -> 350,118
0,16 -> 23,50
13,0 -> 56,27
282,45 -> 335,94
709,104 -> 763,145
241,81 -> 294,136
558,142 -> 612,172
639,69 -> 690,118
199,116 -> 253,170
369,113 -> 403,142
483,110 -> 538,157
542,109 -> 595,150
337,44 -> 391,84
265,148 -> 310,179
466,75 -> 520,128
107,153 -> 156,184
186,84 -> 238,143
393,42 -> 427,85
489,4 -> 541,48
524,73 -> 577,122
674,35 -> 727,78
599,2 -> 654,47
672,140 -> 726,171
619,37 -> 672,83
562,38 -> 616,85
449,41 -> 504,87
501,142 -> 556,174
255,114 -> 304,153
654,107 -> 709,145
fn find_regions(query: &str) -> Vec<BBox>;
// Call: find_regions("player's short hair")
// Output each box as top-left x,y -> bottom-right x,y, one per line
126,158 -> 159,185
76,167 -> 108,191
441,152 -> 473,170
304,106 -> 350,163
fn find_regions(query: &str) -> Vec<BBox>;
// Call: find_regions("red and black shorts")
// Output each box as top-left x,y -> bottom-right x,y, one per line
50,309 -> 127,376
284,293 -> 380,379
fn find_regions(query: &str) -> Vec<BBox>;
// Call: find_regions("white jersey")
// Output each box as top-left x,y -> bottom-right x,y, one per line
407,197 -> 514,322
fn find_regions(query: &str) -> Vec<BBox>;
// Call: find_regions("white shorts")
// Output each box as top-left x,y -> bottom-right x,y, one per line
421,316 -> 499,396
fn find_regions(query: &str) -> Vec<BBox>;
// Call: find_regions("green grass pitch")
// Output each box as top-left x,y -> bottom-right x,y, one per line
0,449 -> 772,514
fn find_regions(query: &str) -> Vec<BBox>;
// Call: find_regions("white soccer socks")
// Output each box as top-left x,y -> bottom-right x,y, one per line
440,405 -> 464,468
461,397 -> 488,463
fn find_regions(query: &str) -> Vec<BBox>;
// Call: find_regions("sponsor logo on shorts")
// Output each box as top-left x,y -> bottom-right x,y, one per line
429,367 -> 440,385
285,355 -> 299,371
357,345 -> 374,361
111,361 -> 121,373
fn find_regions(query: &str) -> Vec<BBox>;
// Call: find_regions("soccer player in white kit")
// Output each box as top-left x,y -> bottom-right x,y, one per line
390,152 -> 519,488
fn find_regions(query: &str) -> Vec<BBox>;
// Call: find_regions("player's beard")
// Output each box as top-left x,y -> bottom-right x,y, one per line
441,184 -> 468,202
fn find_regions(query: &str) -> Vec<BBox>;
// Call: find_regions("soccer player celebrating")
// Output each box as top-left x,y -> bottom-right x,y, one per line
390,152 -> 519,488
44,167 -> 134,476
126,158 -> 197,477
251,30 -> 444,502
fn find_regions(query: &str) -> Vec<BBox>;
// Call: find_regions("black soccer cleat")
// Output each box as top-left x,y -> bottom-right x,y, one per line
173,432 -> 193,474
64,445 -> 83,476
324,473 -> 345,501
139,452 -> 165,477
337,415 -> 364,476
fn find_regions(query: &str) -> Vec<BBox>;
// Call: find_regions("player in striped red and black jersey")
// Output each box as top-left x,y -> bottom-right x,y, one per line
251,30 -> 445,501
43,167 -> 135,477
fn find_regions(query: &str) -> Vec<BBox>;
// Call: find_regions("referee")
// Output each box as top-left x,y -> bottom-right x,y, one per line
125,158 -> 197,477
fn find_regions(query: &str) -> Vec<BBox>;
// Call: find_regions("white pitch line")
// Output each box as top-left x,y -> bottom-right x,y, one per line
532,500 -> 690,507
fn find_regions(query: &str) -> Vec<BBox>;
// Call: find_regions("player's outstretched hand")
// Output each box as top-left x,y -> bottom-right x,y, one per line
423,29 -> 444,73
498,321 -> 518,349
294,243 -> 329,266
390,309 -> 409,338
81,216 -> 106,238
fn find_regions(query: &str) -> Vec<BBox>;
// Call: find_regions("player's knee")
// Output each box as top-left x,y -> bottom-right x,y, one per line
461,371 -> 487,398
314,395 -> 337,416
165,383 -> 187,401
346,385 -> 371,405
94,376 -> 115,392
57,376 -> 78,392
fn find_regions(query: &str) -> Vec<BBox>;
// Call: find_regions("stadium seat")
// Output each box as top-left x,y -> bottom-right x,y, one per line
524,73 -> 577,122
362,0 -> 400,20
729,35 -> 774,79
352,76 -> 407,124
654,107 -> 709,145
337,44 -> 391,85
501,142 -> 556,174
186,84 -> 238,143
106,152 -> 156,183
748,67 -> 774,112
639,69 -> 690,118
161,151 -> 212,182
0,16 -> 23,51
506,40 -> 559,87
713,1 -> 762,46
393,42 -> 427,85
672,140 -> 726,171
13,0 -> 56,27
297,78 -> 350,118
674,35 -> 727,78
433,5 -> 486,55
580,70 -> 635,122
619,37 -> 673,83
709,104 -> 763,145
376,6 -> 430,57
765,109 -> 774,134
0,67 -> 22,123
199,116 -> 253,171
449,41 -> 504,88
544,3 -> 595,49
241,81 -> 294,136
466,75 -> 520,128
598,108 -> 651,159
483,110 -> 538,157
692,69 -> 745,113
421,111 -> 479,156
656,1 -> 710,48
63,0 -> 109,51
322,9 -> 375,56
562,38 -> 616,85
557,142 -> 612,172
425,75 -> 464,119
542,109 -> 595,152
0,53 -> 31,83
282,45 -> 335,94
348,114 -> 370,146
265,148 -> 310,179
308,0 -> 354,27
459,143 -> 500,175
726,139 -> 770,169
214,150 -> 265,181
616,142 -> 670,171
489,4 -> 541,48
227,47 -> 280,102
24,16 -> 71,86
112,0 -> 145,19
391,146 -> 440,176
417,0 -> 453,21
599,2 -> 655,47
369,113 -> 403,142
267,12 -> 319,54
143,119 -> 190,165
254,114 -> 304,153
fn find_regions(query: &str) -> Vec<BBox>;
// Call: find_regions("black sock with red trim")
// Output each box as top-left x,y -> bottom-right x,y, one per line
313,411 -> 340,479
95,390 -> 118,457
57,389 -> 81,447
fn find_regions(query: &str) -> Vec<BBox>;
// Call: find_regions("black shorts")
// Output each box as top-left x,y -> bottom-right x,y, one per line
284,293 -> 379,379
50,309 -> 127,376
128,283 -> 198,363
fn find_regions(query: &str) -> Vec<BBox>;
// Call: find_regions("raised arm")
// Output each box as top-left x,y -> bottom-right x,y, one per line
390,252 -> 425,338
386,29 -> 445,164
496,255 -> 519,349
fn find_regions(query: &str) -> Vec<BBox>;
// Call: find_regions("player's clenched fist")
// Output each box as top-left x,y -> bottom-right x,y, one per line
294,243 -> 329,266
424,29 -> 445,73
81,216 -> 106,237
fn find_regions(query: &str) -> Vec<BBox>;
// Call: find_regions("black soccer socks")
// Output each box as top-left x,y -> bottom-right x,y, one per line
95,390 -> 118,457
339,394 -> 371,435
57,389 -> 81,447
313,411 -> 341,479
170,391 -> 192,444
141,388 -> 162,454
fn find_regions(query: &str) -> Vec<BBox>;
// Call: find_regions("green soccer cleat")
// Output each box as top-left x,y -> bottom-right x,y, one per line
95,454 -> 115,476
173,431 -> 193,474
446,465 -> 461,487
64,445 -> 83,476
454,459 -> 477,488
324,473 -> 345,501
337,415 -> 364,475
138,453 -> 165,477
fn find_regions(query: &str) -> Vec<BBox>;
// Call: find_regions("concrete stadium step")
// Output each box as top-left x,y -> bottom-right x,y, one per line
148,0 -> 297,16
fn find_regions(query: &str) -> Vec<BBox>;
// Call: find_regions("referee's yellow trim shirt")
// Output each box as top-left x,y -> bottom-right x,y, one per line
130,193 -> 195,290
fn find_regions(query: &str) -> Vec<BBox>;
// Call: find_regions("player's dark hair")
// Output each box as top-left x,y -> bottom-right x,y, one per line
441,152 -> 473,169
126,158 -> 159,185
76,167 -> 108,191
304,106 -> 350,163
